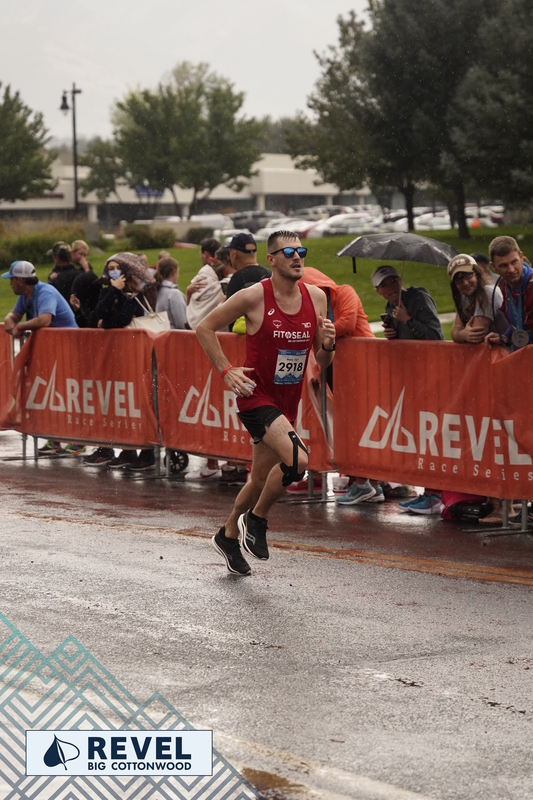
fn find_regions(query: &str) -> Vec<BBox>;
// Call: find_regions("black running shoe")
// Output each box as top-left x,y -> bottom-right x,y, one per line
219,467 -> 249,486
127,449 -> 156,471
212,527 -> 251,575
83,447 -> 114,466
238,510 -> 269,560
108,450 -> 137,470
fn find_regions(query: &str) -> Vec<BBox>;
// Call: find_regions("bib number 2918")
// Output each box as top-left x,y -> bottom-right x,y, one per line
274,349 -> 307,385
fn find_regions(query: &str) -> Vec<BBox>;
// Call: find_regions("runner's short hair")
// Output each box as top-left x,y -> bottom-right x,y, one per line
489,235 -> 520,262
267,230 -> 300,253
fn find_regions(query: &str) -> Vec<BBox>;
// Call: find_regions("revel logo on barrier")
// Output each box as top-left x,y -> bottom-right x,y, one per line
178,371 -> 310,442
359,387 -> 532,469
25,361 -> 141,419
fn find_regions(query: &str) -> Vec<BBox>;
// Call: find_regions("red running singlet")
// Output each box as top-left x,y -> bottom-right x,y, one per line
237,278 -> 317,421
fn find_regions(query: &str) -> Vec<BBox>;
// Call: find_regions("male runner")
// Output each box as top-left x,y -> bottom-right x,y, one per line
196,231 -> 336,575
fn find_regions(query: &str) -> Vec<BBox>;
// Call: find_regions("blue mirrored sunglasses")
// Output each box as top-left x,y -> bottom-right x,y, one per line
271,246 -> 308,258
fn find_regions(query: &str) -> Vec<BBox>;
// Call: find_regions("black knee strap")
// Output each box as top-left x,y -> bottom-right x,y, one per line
281,431 -> 309,487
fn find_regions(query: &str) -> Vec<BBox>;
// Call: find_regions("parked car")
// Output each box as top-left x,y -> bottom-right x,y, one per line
352,204 -> 384,218
189,214 -> 234,230
213,227 -> 252,243
307,212 -> 372,238
414,212 -> 452,231
291,207 -> 330,222
465,205 -> 502,227
324,213 -> 376,237
230,210 -> 281,233
254,218 -> 318,242
291,204 -> 358,221
483,205 -> 505,225
321,204 -> 355,217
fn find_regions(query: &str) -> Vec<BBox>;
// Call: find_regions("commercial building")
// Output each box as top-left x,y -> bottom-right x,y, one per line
0,152 -> 373,226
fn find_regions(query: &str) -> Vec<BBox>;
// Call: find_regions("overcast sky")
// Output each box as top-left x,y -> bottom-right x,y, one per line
1,0 -> 367,144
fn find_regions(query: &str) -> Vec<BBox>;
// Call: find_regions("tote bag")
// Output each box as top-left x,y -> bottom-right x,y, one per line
127,296 -> 171,333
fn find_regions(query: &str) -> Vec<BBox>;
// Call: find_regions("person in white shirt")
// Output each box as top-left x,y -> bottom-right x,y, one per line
449,253 -> 504,344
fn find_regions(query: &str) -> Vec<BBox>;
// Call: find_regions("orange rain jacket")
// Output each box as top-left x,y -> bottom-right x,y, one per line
301,267 -> 374,339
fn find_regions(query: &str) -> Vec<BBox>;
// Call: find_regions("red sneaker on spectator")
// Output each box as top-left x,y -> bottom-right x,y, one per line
287,475 -> 323,495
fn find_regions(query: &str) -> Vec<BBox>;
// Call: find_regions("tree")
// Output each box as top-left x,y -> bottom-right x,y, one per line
364,0 -> 501,237
284,11 -> 431,230
284,14 -> 380,205
79,137 -> 126,204
0,83 -> 56,203
261,116 -> 295,154
112,62 -> 265,216
448,0 -> 533,208
286,2 -> 501,236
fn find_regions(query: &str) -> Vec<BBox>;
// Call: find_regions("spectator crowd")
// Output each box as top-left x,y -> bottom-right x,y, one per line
2,232 -> 531,526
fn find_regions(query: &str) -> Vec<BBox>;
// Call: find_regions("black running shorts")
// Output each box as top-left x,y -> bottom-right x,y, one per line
237,405 -> 293,444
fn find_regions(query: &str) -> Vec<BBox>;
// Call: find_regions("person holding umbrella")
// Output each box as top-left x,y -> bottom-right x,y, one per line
338,234 -> 455,341
372,265 -> 444,341
373,264 -> 443,514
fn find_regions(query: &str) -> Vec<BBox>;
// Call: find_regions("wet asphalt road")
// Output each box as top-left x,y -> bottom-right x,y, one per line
0,431 -> 532,800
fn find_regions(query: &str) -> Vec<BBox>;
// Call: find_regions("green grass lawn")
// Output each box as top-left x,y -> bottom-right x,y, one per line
1,226 -> 530,334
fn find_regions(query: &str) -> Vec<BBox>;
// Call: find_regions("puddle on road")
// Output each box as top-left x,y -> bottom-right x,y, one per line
242,767 -> 312,800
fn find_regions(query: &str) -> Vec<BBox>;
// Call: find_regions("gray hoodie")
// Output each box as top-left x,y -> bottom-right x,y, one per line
156,280 -> 187,329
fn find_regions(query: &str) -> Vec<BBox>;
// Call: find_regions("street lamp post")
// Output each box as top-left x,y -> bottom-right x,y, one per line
60,83 -> 82,216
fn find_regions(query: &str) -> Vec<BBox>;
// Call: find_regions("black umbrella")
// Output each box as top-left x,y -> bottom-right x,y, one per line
337,232 -> 459,273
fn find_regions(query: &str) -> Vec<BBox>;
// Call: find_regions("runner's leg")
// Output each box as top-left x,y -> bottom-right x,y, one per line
253,415 -> 308,519
224,441 -> 280,538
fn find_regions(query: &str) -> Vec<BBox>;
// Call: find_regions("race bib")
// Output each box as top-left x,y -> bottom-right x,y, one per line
274,349 -> 307,385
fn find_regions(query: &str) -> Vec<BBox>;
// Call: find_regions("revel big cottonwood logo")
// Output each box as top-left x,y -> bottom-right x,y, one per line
26,730 -> 213,776
43,735 -> 80,770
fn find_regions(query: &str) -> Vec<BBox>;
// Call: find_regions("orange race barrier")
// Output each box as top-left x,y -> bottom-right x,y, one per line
154,331 -> 334,470
8,329 -> 532,499
333,338 -> 530,500
0,326 -> 14,430
11,329 -> 159,447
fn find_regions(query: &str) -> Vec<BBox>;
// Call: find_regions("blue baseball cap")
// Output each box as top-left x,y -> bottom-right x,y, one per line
225,233 -> 257,252
1,261 -> 36,279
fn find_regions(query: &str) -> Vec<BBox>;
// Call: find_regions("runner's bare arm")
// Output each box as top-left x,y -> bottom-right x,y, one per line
196,284 -> 264,397
307,285 -> 336,367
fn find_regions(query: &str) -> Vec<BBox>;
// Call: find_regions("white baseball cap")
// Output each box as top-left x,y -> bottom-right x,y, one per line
372,265 -> 400,288
1,261 -> 37,279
